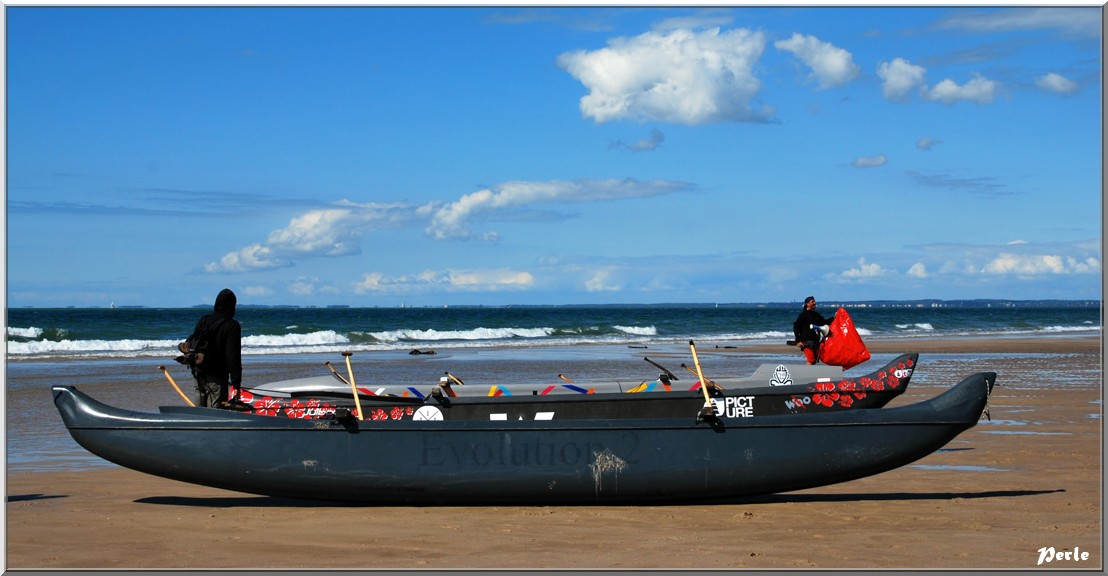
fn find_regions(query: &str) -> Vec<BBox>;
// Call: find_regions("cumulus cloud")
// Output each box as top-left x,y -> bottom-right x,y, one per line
830,258 -> 892,282
924,73 -> 998,105
1035,72 -> 1080,95
843,258 -> 889,278
265,208 -> 367,257
982,254 -> 1100,276
852,154 -> 888,168
902,241 -> 1099,285
206,179 -> 690,273
354,268 -> 534,294
877,57 -> 926,101
205,243 -> 284,273
428,178 -> 691,240
205,202 -> 414,273
907,263 -> 928,278
557,27 -> 769,124
775,33 -> 860,90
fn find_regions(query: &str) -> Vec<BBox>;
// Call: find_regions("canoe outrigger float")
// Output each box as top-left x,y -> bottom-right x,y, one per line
225,353 -> 919,420
52,367 -> 995,505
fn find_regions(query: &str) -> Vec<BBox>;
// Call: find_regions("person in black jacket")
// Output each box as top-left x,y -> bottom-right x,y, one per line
793,296 -> 832,365
187,288 -> 243,407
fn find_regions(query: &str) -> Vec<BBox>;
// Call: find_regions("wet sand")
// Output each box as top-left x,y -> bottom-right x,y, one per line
6,336 -> 1102,570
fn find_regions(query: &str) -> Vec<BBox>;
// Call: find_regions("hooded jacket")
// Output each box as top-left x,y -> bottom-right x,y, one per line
190,288 -> 242,387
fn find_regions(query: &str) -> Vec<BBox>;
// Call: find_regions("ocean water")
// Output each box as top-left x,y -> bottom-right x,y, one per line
5,302 -> 1100,361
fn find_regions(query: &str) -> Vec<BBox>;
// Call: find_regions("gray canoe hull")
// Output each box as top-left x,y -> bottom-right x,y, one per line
52,371 -> 994,505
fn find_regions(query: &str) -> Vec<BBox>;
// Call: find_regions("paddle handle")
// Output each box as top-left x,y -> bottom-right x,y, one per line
158,366 -> 196,407
325,361 -> 351,385
688,341 -> 712,406
342,352 -> 365,420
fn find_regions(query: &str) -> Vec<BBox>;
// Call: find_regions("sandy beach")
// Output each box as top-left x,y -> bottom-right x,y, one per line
6,335 -> 1102,570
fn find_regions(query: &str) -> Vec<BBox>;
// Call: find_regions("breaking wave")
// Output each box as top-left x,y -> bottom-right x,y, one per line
367,327 -> 556,342
614,325 -> 657,336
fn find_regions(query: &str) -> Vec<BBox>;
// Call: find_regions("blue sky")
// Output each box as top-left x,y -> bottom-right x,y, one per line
5,5 -> 1103,308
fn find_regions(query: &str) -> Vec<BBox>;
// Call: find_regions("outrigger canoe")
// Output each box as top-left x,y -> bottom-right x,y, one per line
234,353 -> 919,420
52,370 -> 994,505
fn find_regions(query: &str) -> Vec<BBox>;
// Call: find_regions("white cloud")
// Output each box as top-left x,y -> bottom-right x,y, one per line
924,73 -> 998,105
852,154 -> 887,168
204,243 -> 284,273
940,259 -> 979,275
1035,72 -> 1080,95
584,268 -> 622,292
876,57 -> 926,101
982,253 -> 1100,276
775,33 -> 860,90
907,263 -> 928,278
354,268 -> 534,294
288,279 -> 315,297
241,285 -> 274,298
205,202 -> 414,273
837,258 -> 890,280
449,269 -> 534,289
288,276 -> 339,297
205,179 -> 691,274
557,27 -> 768,124
916,137 -> 941,150
264,208 -> 364,257
428,178 -> 690,240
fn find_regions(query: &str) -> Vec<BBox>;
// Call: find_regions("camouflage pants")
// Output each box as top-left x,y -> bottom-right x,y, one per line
193,375 -> 228,408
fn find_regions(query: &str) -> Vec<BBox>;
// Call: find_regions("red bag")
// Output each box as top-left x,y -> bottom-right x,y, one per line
818,307 -> 870,370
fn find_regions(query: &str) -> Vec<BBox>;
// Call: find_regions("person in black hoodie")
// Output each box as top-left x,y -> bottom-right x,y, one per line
187,288 -> 243,407
793,296 -> 832,365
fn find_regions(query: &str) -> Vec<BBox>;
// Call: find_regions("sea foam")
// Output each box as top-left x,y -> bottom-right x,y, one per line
7,326 -> 44,339
368,326 -> 556,342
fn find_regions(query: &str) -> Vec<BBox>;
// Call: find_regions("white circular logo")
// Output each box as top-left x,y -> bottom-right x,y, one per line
413,406 -> 444,421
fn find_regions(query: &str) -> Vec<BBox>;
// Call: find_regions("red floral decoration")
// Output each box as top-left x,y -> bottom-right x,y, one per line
284,399 -> 306,419
253,396 -> 282,417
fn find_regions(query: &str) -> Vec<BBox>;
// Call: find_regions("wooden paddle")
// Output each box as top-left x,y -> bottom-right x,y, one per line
688,340 -> 714,413
680,363 -> 719,389
157,365 -> 195,407
341,352 -> 365,420
325,361 -> 351,385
